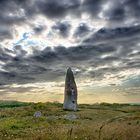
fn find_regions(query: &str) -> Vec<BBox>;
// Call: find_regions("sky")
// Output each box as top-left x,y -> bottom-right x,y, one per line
0,0 -> 140,103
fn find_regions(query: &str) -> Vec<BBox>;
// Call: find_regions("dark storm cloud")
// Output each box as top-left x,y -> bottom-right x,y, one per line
35,0 -> 81,18
103,1 -> 125,20
123,0 -> 140,18
81,0 -> 140,22
0,27 -> 13,41
0,0 -> 28,40
0,71 -> 35,85
13,45 -> 27,57
0,46 -> 13,62
103,0 -> 140,21
0,0 -> 26,25
37,0 -> 140,21
0,0 -> 140,92
83,25 -> 140,44
33,25 -> 46,34
0,23 -> 14,41
82,0 -> 104,17
1,0 -> 140,41
74,23 -> 91,37
52,22 -> 71,37
1,32 -> 139,86
0,0 -> 80,40
0,38 -> 140,91
0,0 -> 81,24
0,0 -> 140,26
0,0 -> 80,23
0,42 -> 117,85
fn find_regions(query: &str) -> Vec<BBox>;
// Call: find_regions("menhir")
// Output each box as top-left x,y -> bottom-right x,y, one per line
63,67 -> 78,111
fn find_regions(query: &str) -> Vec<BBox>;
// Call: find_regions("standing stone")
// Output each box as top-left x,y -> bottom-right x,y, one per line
63,67 -> 78,111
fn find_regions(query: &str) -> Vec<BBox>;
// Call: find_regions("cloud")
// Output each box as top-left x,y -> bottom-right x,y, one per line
35,0 -> 81,18
83,25 -> 140,44
0,0 -> 26,24
101,0 -> 140,25
0,46 -> 13,62
74,23 -> 91,37
1,35 -> 139,86
0,0 -> 140,101
0,44 -> 105,84
123,0 -> 140,18
13,45 -> 27,57
0,0 -> 140,42
82,0 -> 104,17
33,25 -> 46,34
0,26 -> 13,41
52,21 -> 71,37
122,75 -> 140,87
0,22 -> 140,88
102,1 -> 125,20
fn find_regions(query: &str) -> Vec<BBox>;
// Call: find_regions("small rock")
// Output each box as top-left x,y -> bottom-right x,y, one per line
64,114 -> 78,120
33,111 -> 42,118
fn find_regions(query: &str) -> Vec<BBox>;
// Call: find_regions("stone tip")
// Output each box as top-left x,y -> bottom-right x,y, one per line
67,67 -> 72,73
67,67 -> 72,70
66,67 -> 74,80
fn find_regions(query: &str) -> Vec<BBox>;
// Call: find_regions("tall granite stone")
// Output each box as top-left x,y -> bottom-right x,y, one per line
63,67 -> 78,111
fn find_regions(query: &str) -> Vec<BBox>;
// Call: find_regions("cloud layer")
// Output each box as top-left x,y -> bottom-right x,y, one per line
0,0 -> 140,103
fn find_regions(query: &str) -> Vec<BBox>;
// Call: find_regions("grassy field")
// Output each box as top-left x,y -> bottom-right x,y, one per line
0,101 -> 140,140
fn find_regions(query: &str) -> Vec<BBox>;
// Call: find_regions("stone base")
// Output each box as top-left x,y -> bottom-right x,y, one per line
63,101 -> 77,111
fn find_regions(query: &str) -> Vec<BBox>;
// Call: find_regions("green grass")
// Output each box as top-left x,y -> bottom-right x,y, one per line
0,101 -> 140,140
0,100 -> 32,108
